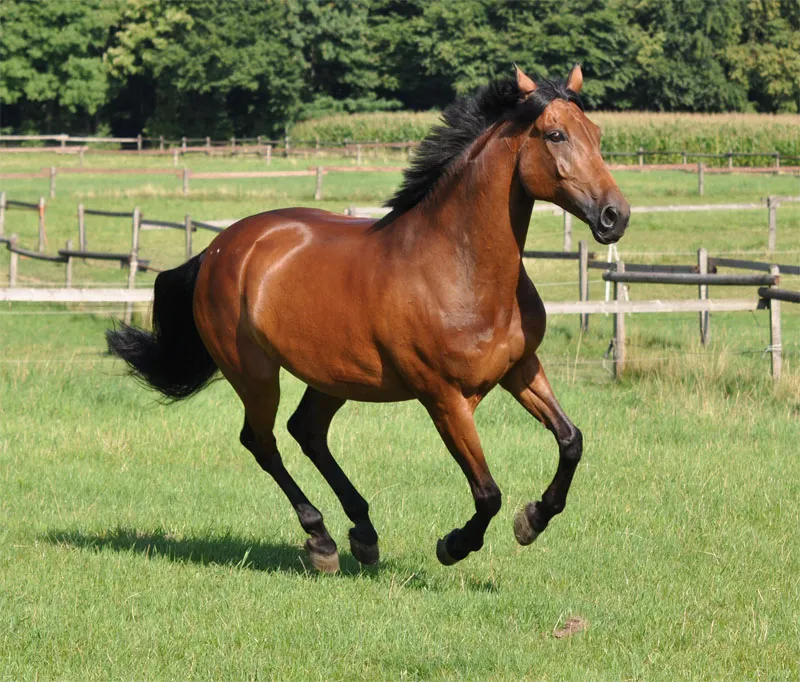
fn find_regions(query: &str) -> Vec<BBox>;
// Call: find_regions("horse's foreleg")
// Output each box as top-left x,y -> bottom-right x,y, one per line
426,396 -> 501,565
500,354 -> 582,545
288,387 -> 379,565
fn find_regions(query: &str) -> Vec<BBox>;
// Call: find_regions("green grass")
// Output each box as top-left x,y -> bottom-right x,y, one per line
1,314 -> 798,680
1,151 -> 799,680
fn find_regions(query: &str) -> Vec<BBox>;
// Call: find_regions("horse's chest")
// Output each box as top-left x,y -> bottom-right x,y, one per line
436,308 -> 526,389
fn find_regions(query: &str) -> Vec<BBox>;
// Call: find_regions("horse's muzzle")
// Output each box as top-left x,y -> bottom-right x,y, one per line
592,200 -> 630,244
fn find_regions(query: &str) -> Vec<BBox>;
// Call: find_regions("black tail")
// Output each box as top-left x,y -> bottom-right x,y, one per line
106,253 -> 218,400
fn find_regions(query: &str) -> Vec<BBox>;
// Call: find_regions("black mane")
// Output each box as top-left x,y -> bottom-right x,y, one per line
381,76 -> 583,219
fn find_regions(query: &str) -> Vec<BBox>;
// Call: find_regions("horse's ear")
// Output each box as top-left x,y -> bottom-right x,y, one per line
514,64 -> 537,98
566,63 -> 583,94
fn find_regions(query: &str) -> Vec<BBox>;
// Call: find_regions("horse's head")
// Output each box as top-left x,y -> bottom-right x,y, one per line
514,65 -> 629,245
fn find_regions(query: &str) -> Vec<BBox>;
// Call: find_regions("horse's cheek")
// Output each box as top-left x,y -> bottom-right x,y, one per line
556,155 -> 572,180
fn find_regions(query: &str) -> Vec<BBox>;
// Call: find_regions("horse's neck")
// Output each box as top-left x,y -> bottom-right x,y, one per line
414,130 -> 533,283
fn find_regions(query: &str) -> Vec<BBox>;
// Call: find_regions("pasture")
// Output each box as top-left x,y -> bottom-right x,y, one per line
1,150 -> 799,680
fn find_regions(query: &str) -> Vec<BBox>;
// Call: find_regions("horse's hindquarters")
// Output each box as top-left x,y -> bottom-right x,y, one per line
195,210 -> 413,402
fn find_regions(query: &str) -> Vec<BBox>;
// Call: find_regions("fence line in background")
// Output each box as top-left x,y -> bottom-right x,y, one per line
2,280 -> 794,379
3,134 -> 800,167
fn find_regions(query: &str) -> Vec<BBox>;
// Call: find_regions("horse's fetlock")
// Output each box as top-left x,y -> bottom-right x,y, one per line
475,482 -> 502,518
296,503 -> 325,532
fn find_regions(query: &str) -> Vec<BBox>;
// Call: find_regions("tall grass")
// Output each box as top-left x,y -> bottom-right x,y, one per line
292,111 -> 800,162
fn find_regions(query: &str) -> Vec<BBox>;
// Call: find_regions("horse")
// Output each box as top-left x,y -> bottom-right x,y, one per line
107,64 -> 630,573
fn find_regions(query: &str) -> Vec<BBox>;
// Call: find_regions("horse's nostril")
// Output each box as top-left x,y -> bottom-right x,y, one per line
600,205 -> 618,230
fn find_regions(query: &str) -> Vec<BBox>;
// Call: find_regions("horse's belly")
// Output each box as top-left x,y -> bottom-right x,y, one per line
256,317 -> 412,402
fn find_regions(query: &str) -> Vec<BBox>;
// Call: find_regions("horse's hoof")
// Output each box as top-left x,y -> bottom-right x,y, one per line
436,536 -> 458,566
349,532 -> 379,565
513,504 -> 541,546
305,540 -> 340,574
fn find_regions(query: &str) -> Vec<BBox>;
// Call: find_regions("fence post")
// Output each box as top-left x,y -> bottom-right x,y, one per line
265,144 -> 272,165
727,149 -> 733,170
769,265 -> 782,381
125,207 -> 141,325
38,197 -> 46,252
767,195 -> 777,251
698,247 -> 709,345
79,147 -> 85,167
64,239 -> 73,287
60,134 -> 67,150
181,136 -> 187,153
774,152 -> 780,169
159,135 -> 165,152
638,147 -> 644,166
131,206 -> 141,256
284,131 -> 290,157
182,167 -> 190,196
682,150 -> 687,165
357,144 -> 363,166
316,137 -> 321,156
49,166 -> 56,199
0,191 -> 6,238
206,136 -> 211,155
314,167 -> 323,200
613,261 -> 626,379
137,134 -> 143,153
184,213 -> 193,261
78,203 -> 86,251
231,136 -> 236,154
697,162 -> 705,196
563,211 -> 572,251
579,239 -> 589,331
172,148 -> 179,167
9,234 -> 18,287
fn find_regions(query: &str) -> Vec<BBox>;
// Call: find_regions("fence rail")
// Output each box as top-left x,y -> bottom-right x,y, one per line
601,271 -> 778,286
2,133 -> 800,165
758,287 -> 800,304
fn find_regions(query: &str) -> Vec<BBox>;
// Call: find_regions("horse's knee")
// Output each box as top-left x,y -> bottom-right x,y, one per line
558,425 -> 582,464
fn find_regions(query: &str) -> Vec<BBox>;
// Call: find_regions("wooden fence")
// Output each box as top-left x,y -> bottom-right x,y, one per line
1,185 -> 796,379
3,133 -> 800,168
348,194 -> 800,252
1,196 -> 224,323
2,273 -> 794,380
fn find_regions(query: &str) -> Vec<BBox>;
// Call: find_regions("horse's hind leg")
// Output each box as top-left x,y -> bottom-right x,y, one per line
288,387 -> 379,565
500,353 -> 582,545
238,379 -> 340,573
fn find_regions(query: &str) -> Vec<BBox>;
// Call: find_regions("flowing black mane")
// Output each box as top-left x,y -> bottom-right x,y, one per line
381,76 -> 583,219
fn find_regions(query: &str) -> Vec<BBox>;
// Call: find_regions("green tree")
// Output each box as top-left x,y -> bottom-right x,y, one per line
0,0 -> 122,133
624,0 -> 748,112
105,0 -> 306,136
726,0 -> 800,112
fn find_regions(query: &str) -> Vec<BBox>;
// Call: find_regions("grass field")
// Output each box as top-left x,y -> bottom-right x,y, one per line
290,110 -> 800,161
1,149 -> 799,680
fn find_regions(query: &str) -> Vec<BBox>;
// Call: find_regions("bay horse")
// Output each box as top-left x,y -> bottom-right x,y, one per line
107,65 -> 629,573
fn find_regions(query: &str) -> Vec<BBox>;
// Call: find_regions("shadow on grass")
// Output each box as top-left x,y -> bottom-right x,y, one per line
44,527 -> 435,585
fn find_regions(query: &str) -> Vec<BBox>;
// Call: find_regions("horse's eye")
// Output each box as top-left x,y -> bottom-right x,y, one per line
547,131 -> 566,143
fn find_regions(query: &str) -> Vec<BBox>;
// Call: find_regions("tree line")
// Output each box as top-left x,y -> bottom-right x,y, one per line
1,0 -> 798,139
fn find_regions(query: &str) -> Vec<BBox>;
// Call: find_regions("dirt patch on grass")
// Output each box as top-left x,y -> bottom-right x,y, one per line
553,616 -> 589,639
